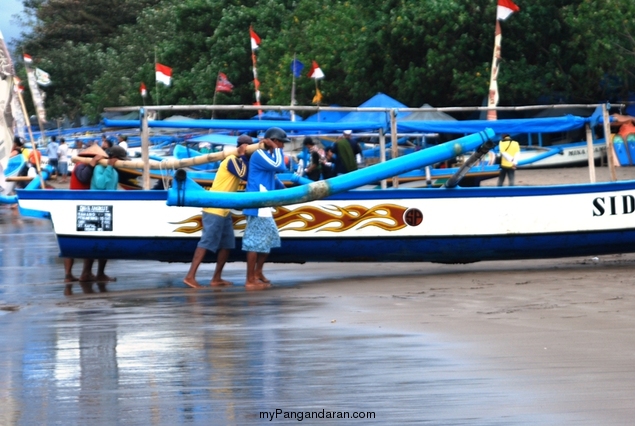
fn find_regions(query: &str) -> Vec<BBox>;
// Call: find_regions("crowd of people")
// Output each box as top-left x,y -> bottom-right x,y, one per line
296,130 -> 363,181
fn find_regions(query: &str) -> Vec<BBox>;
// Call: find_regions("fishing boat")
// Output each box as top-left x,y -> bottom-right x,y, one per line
15,120 -> 635,264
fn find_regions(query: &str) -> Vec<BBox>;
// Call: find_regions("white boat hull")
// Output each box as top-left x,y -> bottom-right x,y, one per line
17,181 -> 635,263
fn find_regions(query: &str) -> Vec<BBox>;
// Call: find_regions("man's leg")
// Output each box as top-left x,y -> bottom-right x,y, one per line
508,168 -> 516,186
184,247 -> 206,288
497,169 -> 505,186
246,251 -> 258,286
255,253 -> 270,284
64,258 -> 78,282
79,258 -> 94,282
210,248 -> 232,286
96,259 -> 115,282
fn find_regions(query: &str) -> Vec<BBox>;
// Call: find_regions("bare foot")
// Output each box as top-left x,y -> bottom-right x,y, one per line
256,274 -> 271,284
64,274 -> 78,283
183,278 -> 203,289
95,274 -> 116,282
210,279 -> 232,287
245,280 -> 272,291
78,274 -> 94,282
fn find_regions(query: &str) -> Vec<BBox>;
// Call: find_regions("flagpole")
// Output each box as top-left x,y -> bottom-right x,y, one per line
18,68 -> 45,189
290,53 -> 297,122
486,20 -> 502,121
212,71 -> 219,119
15,86 -> 36,151
250,26 -> 262,118
154,48 -> 160,119
487,0 -> 519,121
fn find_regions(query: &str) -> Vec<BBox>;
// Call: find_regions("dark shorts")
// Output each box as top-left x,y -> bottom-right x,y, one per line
242,216 -> 281,253
197,212 -> 236,252
48,158 -> 58,171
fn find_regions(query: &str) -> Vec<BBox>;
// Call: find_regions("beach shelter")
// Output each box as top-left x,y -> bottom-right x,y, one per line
304,105 -> 348,123
402,104 -> 457,121
337,93 -> 408,125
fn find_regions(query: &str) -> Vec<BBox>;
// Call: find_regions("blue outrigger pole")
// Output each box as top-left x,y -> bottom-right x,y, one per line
167,128 -> 496,209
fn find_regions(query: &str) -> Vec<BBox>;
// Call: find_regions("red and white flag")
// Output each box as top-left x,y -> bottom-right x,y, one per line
23,53 -> 33,64
155,63 -> 172,86
250,26 -> 261,50
497,0 -> 520,21
215,72 -> 233,93
307,61 -> 325,79
14,76 -> 24,93
140,82 -> 147,97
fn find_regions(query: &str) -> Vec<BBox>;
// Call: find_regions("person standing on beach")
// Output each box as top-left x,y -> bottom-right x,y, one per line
64,144 -> 109,283
46,135 -> 59,179
183,135 -> 253,289
332,130 -> 362,175
242,127 -> 288,290
302,137 -> 323,181
57,138 -> 70,184
496,134 -> 520,186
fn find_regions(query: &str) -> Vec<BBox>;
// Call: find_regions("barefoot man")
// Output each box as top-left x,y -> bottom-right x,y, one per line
241,127 -> 289,290
183,135 -> 253,288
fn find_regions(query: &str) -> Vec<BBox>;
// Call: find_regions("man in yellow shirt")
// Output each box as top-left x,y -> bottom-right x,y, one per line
497,134 -> 520,186
183,135 -> 252,288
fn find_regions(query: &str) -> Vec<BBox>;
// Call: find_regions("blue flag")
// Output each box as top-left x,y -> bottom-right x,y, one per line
290,59 -> 304,78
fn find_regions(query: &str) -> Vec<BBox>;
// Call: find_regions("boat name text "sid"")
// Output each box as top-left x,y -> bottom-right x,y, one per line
592,195 -> 635,216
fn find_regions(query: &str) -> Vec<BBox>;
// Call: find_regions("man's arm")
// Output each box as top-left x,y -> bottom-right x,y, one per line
75,163 -> 94,185
252,148 -> 287,173
91,158 -> 118,189
226,155 -> 249,179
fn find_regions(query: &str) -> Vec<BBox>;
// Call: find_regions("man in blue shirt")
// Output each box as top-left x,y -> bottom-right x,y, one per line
242,127 -> 288,290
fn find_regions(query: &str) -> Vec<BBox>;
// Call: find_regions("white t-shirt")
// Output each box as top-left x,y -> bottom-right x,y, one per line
57,143 -> 69,162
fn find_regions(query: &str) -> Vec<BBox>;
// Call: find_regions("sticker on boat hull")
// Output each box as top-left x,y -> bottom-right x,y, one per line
77,205 -> 113,231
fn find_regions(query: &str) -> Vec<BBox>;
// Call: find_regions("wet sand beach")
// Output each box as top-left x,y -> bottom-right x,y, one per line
1,166 -> 635,424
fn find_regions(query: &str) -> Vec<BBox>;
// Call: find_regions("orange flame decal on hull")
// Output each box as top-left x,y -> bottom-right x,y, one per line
172,203 -> 408,234
170,215 -> 204,234
273,204 -> 408,232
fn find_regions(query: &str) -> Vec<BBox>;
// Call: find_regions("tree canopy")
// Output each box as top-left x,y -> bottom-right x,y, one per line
10,0 -> 635,122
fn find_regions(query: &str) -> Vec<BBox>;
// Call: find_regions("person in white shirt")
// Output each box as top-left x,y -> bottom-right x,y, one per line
117,135 -> 129,153
57,137 -> 70,183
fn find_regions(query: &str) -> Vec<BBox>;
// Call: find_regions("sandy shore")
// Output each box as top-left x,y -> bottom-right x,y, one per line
270,253 -> 635,423
279,164 -> 635,423
22,164 -> 635,423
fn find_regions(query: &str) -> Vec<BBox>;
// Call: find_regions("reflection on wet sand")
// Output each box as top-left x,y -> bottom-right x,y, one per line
1,208 -> 569,425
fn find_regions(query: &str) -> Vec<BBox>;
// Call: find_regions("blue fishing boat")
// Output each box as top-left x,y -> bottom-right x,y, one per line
15,124 -> 635,265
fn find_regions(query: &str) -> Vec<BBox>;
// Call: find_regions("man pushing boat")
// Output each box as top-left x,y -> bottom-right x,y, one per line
183,135 -> 253,289
241,127 -> 289,290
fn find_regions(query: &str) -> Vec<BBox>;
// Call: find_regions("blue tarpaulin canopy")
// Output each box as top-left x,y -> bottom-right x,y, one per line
396,115 -> 590,134
103,111 -> 600,136
337,93 -> 409,124
102,118 -> 386,133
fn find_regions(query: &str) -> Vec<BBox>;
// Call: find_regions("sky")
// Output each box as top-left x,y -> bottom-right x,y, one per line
0,0 -> 25,46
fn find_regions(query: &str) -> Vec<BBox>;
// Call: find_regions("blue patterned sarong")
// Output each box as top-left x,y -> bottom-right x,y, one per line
242,216 -> 281,253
